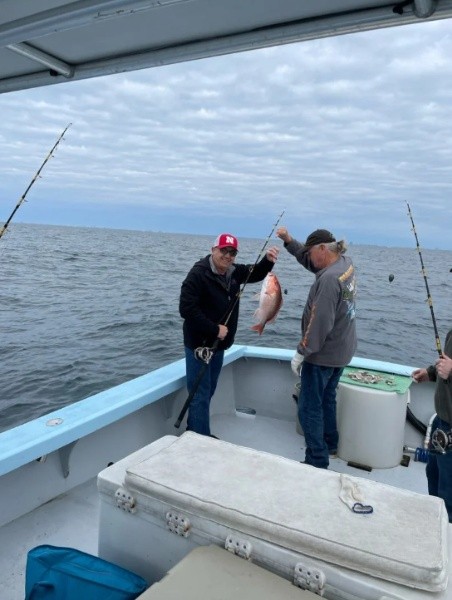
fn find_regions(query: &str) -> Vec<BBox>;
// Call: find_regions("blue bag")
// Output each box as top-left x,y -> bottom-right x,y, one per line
25,545 -> 148,600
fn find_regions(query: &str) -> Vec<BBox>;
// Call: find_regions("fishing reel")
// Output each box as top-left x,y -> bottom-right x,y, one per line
194,346 -> 214,364
431,428 -> 452,454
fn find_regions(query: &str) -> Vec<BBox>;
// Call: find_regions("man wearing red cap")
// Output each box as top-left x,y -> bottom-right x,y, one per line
179,233 -> 279,437
276,226 -> 357,469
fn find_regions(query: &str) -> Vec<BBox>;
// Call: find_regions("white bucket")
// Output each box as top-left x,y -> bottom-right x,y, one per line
337,382 -> 409,468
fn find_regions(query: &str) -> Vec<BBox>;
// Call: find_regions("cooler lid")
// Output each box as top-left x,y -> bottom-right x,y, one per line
125,432 -> 448,592
138,545 -> 319,599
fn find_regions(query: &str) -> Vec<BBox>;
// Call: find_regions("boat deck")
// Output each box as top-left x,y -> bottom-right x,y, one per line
213,412 -> 429,494
1,412 -> 428,600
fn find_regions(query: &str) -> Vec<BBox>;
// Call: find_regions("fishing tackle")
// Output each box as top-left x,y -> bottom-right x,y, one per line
414,447 -> 429,462
174,210 -> 285,429
406,202 -> 443,358
0,123 -> 72,241
194,346 -> 214,363
218,209 -> 286,331
431,428 -> 452,454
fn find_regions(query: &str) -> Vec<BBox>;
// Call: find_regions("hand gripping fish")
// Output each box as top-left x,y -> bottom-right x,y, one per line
251,273 -> 283,335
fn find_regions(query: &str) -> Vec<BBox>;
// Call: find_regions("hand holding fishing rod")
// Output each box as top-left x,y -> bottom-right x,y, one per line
0,124 -> 72,241
174,212 -> 284,430
436,355 -> 452,380
406,202 -> 447,382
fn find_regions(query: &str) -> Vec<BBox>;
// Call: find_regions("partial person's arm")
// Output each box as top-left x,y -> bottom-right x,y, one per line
412,366 -> 436,383
276,226 -> 316,272
436,354 -> 452,380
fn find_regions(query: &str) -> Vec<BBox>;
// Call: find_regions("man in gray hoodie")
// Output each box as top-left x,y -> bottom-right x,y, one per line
277,227 -> 357,468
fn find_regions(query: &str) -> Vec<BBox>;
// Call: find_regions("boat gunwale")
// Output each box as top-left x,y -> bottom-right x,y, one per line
0,344 -> 415,477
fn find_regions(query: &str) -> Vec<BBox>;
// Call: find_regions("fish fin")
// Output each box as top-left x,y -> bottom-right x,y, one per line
251,324 -> 264,335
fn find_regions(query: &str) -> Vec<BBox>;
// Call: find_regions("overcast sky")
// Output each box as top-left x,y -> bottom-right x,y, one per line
1,18 -> 452,249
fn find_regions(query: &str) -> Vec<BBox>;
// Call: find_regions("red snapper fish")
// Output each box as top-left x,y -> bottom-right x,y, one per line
251,272 -> 283,335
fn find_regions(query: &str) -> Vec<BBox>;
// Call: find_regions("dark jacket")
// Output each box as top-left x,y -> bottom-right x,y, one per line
180,254 -> 274,350
427,329 -> 452,426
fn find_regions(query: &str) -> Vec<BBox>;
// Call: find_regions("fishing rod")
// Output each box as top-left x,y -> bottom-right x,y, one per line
174,209 -> 285,429
0,123 -> 72,241
218,209 -> 286,329
406,201 -> 443,358
194,209 -> 285,364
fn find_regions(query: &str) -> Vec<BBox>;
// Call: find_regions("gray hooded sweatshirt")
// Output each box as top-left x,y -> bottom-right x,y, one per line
285,239 -> 357,367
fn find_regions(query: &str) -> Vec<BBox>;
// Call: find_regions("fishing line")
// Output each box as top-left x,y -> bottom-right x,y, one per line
0,123 -> 72,242
406,201 -> 443,358
175,210 -> 285,429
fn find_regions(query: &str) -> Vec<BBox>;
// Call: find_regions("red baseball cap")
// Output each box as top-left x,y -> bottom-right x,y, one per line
213,233 -> 239,250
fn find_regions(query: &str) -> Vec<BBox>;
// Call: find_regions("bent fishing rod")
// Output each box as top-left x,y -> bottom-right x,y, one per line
217,209 -> 285,330
174,209 -> 285,429
0,123 -> 72,241
406,201 -> 443,360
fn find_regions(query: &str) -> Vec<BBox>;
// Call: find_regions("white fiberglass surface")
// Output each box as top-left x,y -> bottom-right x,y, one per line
0,478 -> 99,600
1,408 -> 429,599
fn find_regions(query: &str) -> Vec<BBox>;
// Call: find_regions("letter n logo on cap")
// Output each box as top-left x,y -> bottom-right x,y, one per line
214,233 -> 238,249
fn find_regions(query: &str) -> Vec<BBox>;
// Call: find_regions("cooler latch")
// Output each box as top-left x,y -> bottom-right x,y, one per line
294,562 -> 326,596
115,487 -> 136,513
225,535 -> 252,559
166,511 -> 191,537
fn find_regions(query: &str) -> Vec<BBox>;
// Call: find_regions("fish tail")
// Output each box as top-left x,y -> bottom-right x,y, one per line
251,323 -> 264,335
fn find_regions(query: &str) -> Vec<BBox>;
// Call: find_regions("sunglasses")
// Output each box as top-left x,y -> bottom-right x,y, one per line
219,247 -> 238,257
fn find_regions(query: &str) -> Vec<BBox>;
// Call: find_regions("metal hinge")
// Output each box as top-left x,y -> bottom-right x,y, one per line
166,511 -> 191,537
225,535 -> 252,559
115,487 -> 136,513
294,562 -> 326,596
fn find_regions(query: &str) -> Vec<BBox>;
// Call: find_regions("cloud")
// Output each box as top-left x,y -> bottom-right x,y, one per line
0,19 -> 452,248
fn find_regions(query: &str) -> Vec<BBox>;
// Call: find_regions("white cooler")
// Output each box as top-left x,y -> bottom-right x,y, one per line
97,432 -> 450,599
137,545 -> 319,599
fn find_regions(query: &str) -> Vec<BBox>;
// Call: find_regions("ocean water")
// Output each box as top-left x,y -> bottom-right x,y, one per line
0,223 -> 451,433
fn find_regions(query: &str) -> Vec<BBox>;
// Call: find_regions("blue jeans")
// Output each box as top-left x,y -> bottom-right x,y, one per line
426,415 -> 452,522
184,346 -> 224,436
299,362 -> 343,469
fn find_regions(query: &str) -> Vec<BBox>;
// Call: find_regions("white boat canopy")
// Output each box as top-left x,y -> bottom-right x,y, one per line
1,0 -> 452,94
